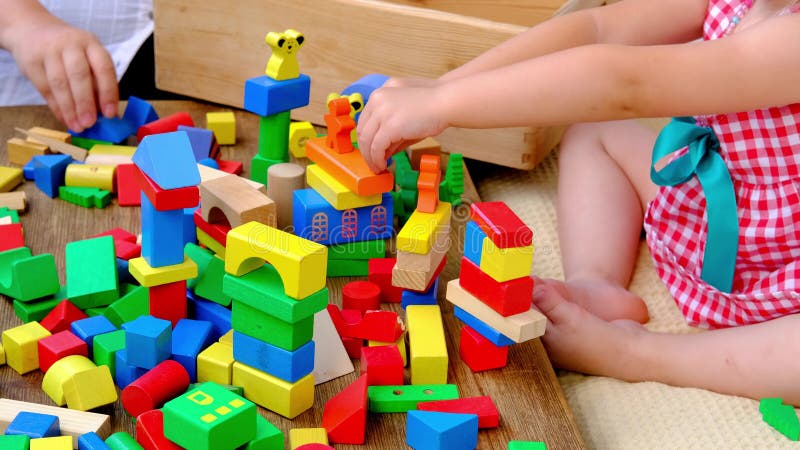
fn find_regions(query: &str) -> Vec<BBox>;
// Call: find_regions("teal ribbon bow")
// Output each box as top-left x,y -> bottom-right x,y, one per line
650,117 -> 739,293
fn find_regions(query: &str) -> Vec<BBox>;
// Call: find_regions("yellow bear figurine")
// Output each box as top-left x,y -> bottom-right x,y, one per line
265,29 -> 305,81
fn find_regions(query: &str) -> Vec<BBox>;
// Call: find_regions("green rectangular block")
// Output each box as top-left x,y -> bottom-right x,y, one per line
93,329 -> 126,375
66,236 -> 119,309
0,207 -> 20,223
326,259 -> 369,277
105,432 -> 143,450
104,285 -> 148,327
223,265 -> 327,323
327,239 -> 386,260
189,383 -> 243,397
257,112 -> 290,160
71,136 -> 112,150
186,243 -> 230,306
0,434 -> 30,450
13,295 -> 61,323
367,384 -> 459,413
163,382 -> 257,450
508,442 -> 547,450
231,301 -> 314,351
241,414 -> 283,450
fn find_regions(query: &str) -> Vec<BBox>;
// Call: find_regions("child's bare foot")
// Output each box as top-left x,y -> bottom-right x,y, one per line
532,281 -> 647,378
534,277 -> 649,323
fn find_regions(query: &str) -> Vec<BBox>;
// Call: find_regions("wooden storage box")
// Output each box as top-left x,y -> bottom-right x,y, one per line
153,0 -> 571,169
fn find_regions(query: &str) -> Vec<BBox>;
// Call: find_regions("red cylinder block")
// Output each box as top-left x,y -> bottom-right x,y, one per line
342,281 -> 381,313
122,360 -> 190,417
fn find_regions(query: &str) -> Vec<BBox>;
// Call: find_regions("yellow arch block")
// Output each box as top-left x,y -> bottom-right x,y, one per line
42,355 -> 96,406
225,222 -> 327,299
480,238 -> 534,282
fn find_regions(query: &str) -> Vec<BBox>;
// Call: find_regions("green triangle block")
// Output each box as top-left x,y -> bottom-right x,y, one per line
241,414 -> 283,450
104,285 -> 148,327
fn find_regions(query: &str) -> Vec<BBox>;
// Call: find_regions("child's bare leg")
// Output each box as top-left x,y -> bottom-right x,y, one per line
554,120 -> 659,323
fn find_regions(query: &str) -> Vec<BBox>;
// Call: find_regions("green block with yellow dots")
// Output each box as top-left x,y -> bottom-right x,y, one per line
163,382 -> 257,450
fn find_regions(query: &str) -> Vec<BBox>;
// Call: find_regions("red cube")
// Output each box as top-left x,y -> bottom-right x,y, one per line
360,344 -> 404,386
38,330 -> 89,372
149,281 -> 187,327
459,325 -> 508,372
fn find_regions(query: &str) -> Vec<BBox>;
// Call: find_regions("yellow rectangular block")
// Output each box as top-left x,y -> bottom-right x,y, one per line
7,137 -> 49,166
197,342 -> 234,385
196,228 -> 226,258
306,164 -> 382,210
89,144 -> 136,156
406,305 -> 448,385
396,202 -> 451,255
63,365 -> 118,411
218,330 -> 233,346
446,280 -> 546,343
0,398 -> 111,447
480,238 -> 534,282
289,428 -> 329,449
27,127 -> 71,144
1,321 -> 51,374
31,436 -> 73,450
0,166 -> 23,192
369,331 -> 407,367
232,362 -> 314,419
128,257 -> 198,287
206,111 -> 236,145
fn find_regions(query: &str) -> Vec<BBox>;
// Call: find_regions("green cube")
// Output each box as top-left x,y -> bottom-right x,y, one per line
231,301 -> 313,351
241,415 -> 283,450
0,207 -> 20,223
93,330 -> 126,375
163,382 -> 257,450
367,384 -> 459,413
0,434 -> 30,450
0,247 -> 60,302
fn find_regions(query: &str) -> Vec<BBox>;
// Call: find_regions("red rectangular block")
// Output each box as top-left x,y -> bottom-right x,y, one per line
469,202 -> 533,249
417,396 -> 500,429
459,257 -> 533,317
38,330 -> 89,372
368,258 -> 403,303
134,166 -> 199,211
40,299 -> 88,334
216,159 -> 243,175
459,325 -> 508,372
360,345 -> 404,386
149,281 -> 187,327
137,112 -> 194,142
193,209 -> 229,246
116,164 -> 141,206
0,223 -> 24,251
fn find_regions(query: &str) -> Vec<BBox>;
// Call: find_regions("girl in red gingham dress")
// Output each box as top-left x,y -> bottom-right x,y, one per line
356,0 -> 800,402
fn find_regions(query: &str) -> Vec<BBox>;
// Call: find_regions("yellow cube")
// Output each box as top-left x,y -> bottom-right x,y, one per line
306,164 -> 382,210
480,239 -> 534,282
42,355 -> 97,406
289,428 -> 328,449
30,436 -> 73,450
63,365 -> 118,411
128,256 -> 198,287
406,305 -> 448,385
1,321 -> 50,374
206,111 -> 236,145
0,166 -> 23,192
197,342 -> 234,385
232,362 -> 314,419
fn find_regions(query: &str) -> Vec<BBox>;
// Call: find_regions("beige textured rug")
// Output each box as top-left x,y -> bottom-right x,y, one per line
471,152 -> 797,449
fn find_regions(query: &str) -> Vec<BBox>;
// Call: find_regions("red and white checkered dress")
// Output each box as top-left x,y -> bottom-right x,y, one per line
644,0 -> 800,328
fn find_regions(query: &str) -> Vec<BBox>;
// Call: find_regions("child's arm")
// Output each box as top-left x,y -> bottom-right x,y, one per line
0,0 -> 118,131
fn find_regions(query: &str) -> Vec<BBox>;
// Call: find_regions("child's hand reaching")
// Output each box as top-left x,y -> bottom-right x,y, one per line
357,80 -> 448,173
3,11 -> 119,132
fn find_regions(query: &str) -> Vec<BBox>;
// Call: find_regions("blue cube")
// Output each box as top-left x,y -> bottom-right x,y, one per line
114,349 -> 147,388
171,318 -> 214,382
122,315 -> 172,369
5,411 -> 60,439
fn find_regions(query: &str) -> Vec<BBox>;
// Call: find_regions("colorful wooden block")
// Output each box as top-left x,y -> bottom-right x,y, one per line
306,164 -> 382,211
0,435 -> 30,450
340,309 -> 404,343
0,166 -> 23,192
133,130 -> 200,190
406,410 -> 478,450
224,221 -> 327,299
242,414 -> 284,450
232,362 -> 314,419
2,321 -> 51,373
233,331 -> 314,383
194,210 -> 229,249
508,442 -> 547,450
407,137 -> 442,169
66,236 -> 119,309
122,96 -> 159,130
32,153 -> 72,197
460,325 -> 509,372
416,154 -> 441,213
396,202 -> 451,255
104,432 -> 144,450
480,238 -> 534,283
197,163 -> 265,193
368,258 -> 403,303
13,296 -> 61,324
69,116 -> 133,144
6,411 -> 60,438
67,136 -> 110,152
114,350 -> 147,389
328,240 -> 386,261
231,301 -> 314,351
200,174 -> 276,228
197,342 -> 235,385
323,97 -> 355,154
217,159 -> 243,175
63,363 -> 118,411
360,344 -> 404,386
134,409 -> 181,450
177,125 -> 214,161
71,316 -> 116,358
396,221 -> 450,273
38,330 -> 88,372
30,436 -> 72,450
205,112 -> 236,145
250,153 -> 287,185
367,384 -> 459,413
218,330 -> 233,347
162,382 -> 257,450
463,220 -> 485,266
470,202 -> 533,249
288,121 -> 316,158
92,329 -> 126,376
171,318 -> 214,382
103,286 -> 148,328
289,428 -> 328,450
65,163 -> 116,191
122,360 -> 190,417
0,191 -> 27,211
310,309 -> 356,386
222,265 -> 328,323
243,75 -> 311,117
0,247 -> 60,301
7,137 -> 48,166
190,296 -> 232,340
19,127 -> 86,161
141,193 -> 186,268
122,315 -> 171,370
446,280 -> 546,343
40,354 -> 97,406
135,112 -> 194,142
27,126 -> 72,144
264,29 -> 304,80
417,396 -> 500,429
58,186 -> 111,208
293,188 -> 393,246
326,258 -> 370,277
0,398 -> 110,447
128,256 -> 197,288
406,305 -> 448,385
453,306 -> 514,347
134,166 -> 199,211
148,280 -> 188,327
306,137 -> 393,196
392,254 -> 446,292
368,331 -> 408,367
460,257 -> 534,316
401,277 -> 440,309
342,281 -> 381,313
115,164 -> 141,207
321,374 -> 367,444
267,163 -> 305,230
78,431 -> 110,450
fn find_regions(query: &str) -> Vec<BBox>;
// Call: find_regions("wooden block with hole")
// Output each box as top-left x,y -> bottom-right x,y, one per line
200,175 -> 276,228
0,398 -> 110,447
445,280 -> 545,343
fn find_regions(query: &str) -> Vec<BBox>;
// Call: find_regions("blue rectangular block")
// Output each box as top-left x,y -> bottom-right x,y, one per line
141,193 -> 185,267
78,431 -> 111,450
401,277 -> 440,309
453,306 -> 514,347
406,410 -> 478,450
6,411 -> 60,439
23,160 -> 35,180
243,74 -> 311,116
70,117 -> 134,144
122,315 -> 172,370
188,293 -> 231,340
463,220 -> 486,266
71,316 -> 118,358
232,331 -> 314,383
293,188 -> 393,246
183,207 -> 199,246
33,154 -> 72,198
122,96 -> 159,130
171,318 -> 214,382
114,349 -> 147,388
177,125 -> 213,161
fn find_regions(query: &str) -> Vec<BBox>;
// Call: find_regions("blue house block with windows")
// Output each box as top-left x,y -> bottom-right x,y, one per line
293,188 -> 393,246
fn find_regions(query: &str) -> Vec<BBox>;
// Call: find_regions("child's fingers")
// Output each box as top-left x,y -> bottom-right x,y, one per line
45,53 -> 80,131
86,43 -> 118,118
63,46 -> 97,129
369,127 -> 393,173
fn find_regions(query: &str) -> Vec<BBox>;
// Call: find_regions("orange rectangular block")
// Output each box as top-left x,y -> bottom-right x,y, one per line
306,137 -> 393,196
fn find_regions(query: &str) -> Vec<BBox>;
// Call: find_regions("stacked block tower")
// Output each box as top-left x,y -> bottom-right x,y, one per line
244,29 -> 310,185
129,132 -> 201,326
446,202 -> 547,371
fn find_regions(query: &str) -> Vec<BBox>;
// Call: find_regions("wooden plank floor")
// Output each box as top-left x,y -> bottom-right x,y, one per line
0,101 -> 585,449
